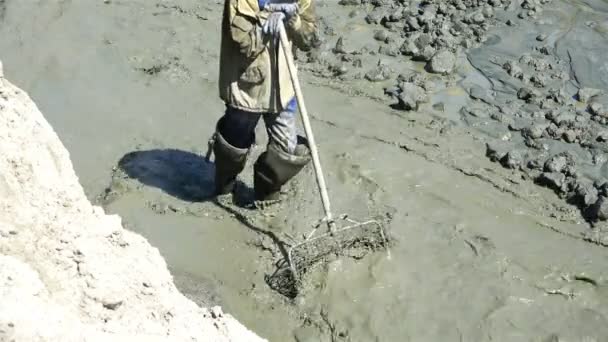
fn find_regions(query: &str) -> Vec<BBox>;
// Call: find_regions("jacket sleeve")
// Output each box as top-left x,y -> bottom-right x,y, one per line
286,0 -> 319,52
229,5 -> 267,59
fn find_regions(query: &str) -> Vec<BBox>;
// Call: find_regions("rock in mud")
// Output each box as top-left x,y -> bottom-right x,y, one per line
598,182 -> 608,197
518,87 -> 541,104
365,11 -> 382,25
503,60 -> 524,79
339,0 -> 360,5
364,63 -> 391,82
433,102 -> 445,112
486,142 -> 509,162
537,172 -> 566,192
329,62 -> 349,77
416,46 -> 437,62
400,39 -> 418,56
429,50 -> 457,75
333,36 -> 348,54
562,130 -> 578,143
578,88 -> 602,103
573,179 -> 599,207
597,130 -> 608,142
544,154 -> 570,173
396,83 -> 428,111
589,102 -> 606,117
527,155 -> 545,170
508,118 -> 531,132
469,85 -> 494,103
590,196 -> 608,221
501,150 -> 524,169
522,124 -> 547,140
530,74 -> 547,88
373,29 -> 391,43
462,105 -> 490,119
378,44 -> 400,57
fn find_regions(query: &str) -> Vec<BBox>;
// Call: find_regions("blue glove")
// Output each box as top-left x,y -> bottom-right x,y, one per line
259,0 -> 297,13
265,3 -> 298,16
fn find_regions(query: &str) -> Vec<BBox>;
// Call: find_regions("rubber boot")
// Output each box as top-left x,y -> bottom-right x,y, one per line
253,137 -> 311,202
213,121 -> 249,196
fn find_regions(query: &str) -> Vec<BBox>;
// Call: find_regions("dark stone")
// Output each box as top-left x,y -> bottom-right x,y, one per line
469,85 -> 493,103
522,124 -> 546,140
517,87 -> 540,103
527,157 -> 544,170
373,30 -> 391,43
562,130 -> 578,143
365,12 -> 382,25
537,172 -> 566,192
333,36 -> 348,54
589,196 -> 608,221
508,120 -> 529,132
486,142 -> 508,162
577,88 -> 602,103
378,44 -> 400,57
428,50 -> 457,75
572,179 -> 599,207
544,154 -> 571,173
500,150 -> 524,169
395,83 -> 428,111
364,63 -> 391,82
589,102 -> 606,117
596,131 -> 608,142
433,102 -> 445,112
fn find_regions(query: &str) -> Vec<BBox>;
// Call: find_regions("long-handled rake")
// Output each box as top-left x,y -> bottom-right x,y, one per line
277,22 -> 391,284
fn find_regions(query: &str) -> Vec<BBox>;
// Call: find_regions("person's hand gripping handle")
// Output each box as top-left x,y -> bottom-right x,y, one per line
262,0 -> 299,38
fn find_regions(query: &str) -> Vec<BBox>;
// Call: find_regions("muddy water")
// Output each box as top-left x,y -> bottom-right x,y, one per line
2,0 -> 608,341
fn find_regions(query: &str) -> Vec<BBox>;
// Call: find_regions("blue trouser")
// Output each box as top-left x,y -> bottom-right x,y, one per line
219,101 -> 299,154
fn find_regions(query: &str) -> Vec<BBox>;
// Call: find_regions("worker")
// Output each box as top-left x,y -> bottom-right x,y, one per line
212,0 -> 318,202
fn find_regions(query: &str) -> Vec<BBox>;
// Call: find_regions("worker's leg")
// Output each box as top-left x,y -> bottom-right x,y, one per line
213,106 -> 261,195
253,103 -> 311,201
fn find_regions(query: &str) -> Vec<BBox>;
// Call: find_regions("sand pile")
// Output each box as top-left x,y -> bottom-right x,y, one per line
0,61 -> 265,341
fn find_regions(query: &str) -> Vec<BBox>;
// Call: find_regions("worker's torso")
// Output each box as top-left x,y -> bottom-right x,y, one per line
219,0 -> 310,114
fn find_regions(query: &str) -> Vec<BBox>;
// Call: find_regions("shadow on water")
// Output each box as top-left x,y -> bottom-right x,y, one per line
116,148 -> 299,297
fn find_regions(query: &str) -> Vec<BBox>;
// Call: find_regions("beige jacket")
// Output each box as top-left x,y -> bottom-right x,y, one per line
219,0 -> 318,113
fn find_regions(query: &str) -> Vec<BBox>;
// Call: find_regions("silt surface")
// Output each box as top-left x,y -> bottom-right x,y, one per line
1,0 -> 608,341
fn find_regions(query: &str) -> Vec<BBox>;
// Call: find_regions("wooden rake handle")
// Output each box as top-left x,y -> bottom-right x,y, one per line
277,22 -> 336,232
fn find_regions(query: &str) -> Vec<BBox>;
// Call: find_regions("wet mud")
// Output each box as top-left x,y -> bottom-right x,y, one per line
464,0 -> 608,225
2,0 -> 608,341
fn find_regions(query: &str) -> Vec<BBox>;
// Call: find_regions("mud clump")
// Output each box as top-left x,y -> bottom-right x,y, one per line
361,0 -> 513,70
384,71 -> 432,110
311,0 -> 545,84
429,50 -> 457,75
365,61 -> 392,82
0,68 -> 264,341
578,88 -> 603,103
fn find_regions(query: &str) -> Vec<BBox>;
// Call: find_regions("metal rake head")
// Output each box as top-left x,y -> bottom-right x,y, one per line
287,216 -> 390,282
264,216 -> 390,298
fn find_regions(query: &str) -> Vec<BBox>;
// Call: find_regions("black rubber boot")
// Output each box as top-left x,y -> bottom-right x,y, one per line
253,137 -> 311,202
213,121 -> 249,196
